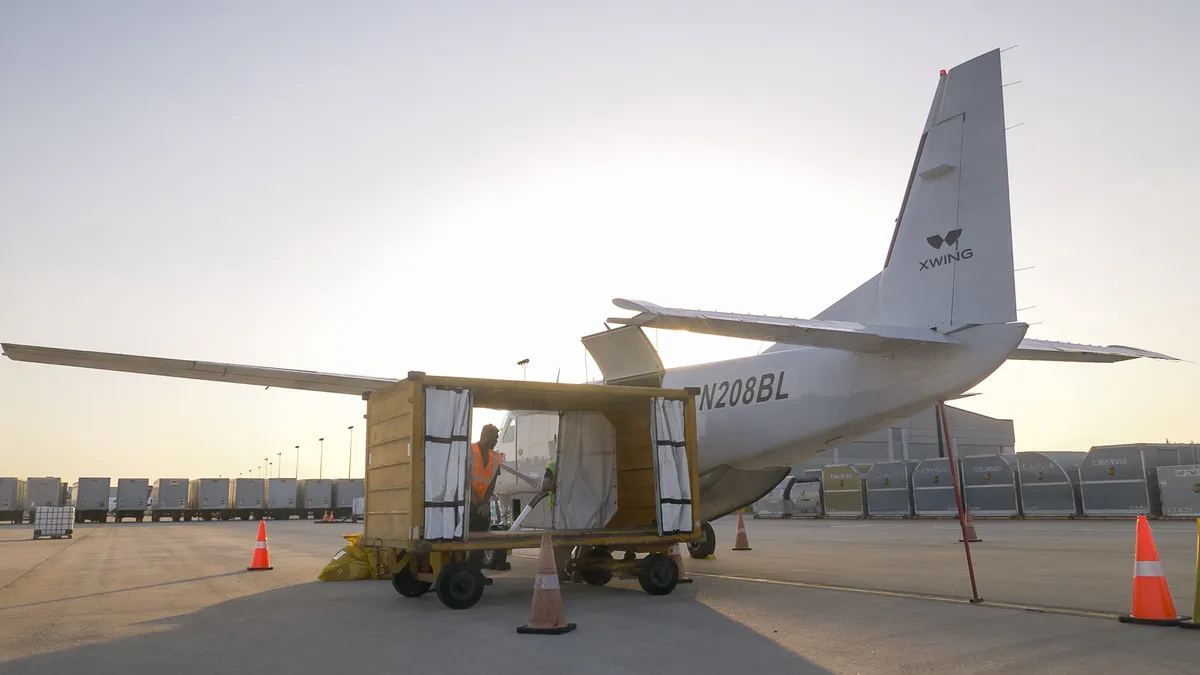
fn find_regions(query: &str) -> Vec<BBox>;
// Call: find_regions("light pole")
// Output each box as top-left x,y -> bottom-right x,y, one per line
515,359 -> 529,470
347,425 -> 354,479
277,452 -> 281,478
294,445 -> 300,479
263,457 -> 269,480
318,438 -> 325,479
517,358 -> 529,381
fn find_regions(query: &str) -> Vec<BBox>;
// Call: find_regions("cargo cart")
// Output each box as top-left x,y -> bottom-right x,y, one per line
363,372 -> 701,610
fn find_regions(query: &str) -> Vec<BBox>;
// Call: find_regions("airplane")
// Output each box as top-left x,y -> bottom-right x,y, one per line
1,48 -> 1181,560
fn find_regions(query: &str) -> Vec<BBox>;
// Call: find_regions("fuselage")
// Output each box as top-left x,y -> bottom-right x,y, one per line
496,322 -> 1029,522
661,322 -> 1028,473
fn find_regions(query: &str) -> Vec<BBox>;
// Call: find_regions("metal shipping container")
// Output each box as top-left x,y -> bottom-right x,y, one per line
913,458 -> 959,516
0,477 -> 27,524
115,478 -> 150,521
27,477 -> 64,509
151,479 -> 189,521
228,478 -> 265,520
961,454 -> 1020,517
297,479 -> 333,519
821,464 -> 869,517
265,478 -> 297,519
332,478 -> 363,517
1156,464 -> 1200,517
187,478 -> 229,520
71,478 -> 110,523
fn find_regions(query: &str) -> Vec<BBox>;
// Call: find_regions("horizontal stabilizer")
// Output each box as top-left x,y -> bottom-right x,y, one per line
1,343 -> 399,396
609,299 -> 957,353
1011,339 -> 1180,363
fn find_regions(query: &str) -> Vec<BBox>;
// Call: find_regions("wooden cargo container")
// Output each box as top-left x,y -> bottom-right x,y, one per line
363,371 -> 701,609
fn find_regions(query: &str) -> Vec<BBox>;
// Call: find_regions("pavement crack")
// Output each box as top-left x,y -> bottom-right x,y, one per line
0,529 -> 95,594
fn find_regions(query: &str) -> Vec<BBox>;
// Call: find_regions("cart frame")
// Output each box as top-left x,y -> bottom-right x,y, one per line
362,371 -> 702,609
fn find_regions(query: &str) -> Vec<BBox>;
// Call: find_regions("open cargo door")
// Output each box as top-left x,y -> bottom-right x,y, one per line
422,386 -> 473,542
552,411 -> 618,530
651,396 -> 693,536
582,325 -> 664,386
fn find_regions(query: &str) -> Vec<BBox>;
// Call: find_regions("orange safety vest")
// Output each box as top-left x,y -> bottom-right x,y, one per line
471,442 -> 499,501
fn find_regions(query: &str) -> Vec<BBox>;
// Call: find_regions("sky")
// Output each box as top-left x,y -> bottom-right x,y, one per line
1,1 -> 1197,484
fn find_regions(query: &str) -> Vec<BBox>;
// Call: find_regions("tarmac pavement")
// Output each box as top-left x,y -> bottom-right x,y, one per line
0,517 -> 1196,674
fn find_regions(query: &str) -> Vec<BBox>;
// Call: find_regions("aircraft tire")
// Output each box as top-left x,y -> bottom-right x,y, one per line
687,521 -> 716,559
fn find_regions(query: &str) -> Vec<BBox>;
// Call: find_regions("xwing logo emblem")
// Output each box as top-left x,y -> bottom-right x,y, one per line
918,228 -> 973,271
926,229 -> 962,250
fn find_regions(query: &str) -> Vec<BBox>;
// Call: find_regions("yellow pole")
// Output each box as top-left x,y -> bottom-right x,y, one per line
1186,518 -> 1200,629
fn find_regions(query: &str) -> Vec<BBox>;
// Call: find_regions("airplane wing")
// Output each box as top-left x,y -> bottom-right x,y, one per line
608,298 -> 957,353
0,343 -> 399,396
608,299 -> 1180,363
1008,339 -> 1180,363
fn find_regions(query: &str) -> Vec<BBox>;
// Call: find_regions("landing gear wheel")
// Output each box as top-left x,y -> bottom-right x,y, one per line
579,547 -> 614,587
391,566 -> 432,598
638,553 -> 679,596
434,562 -> 485,610
687,521 -> 716,559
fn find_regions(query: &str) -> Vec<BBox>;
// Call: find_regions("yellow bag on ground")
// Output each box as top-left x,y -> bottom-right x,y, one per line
318,542 -> 371,581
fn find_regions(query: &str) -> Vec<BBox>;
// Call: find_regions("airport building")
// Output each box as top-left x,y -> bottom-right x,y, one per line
792,404 -> 1015,474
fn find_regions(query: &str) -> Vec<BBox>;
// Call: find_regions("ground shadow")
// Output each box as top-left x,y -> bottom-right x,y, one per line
3,574 -> 833,675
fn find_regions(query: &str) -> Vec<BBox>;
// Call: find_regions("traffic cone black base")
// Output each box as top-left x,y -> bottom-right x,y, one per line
1180,619 -> 1199,630
1118,615 -> 1183,627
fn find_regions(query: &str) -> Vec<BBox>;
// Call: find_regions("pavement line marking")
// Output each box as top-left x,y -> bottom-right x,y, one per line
0,528 -> 96,593
689,572 -> 1120,621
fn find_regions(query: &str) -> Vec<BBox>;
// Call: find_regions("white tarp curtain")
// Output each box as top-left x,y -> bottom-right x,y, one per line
422,386 -> 472,541
651,397 -> 692,535
552,411 -> 618,530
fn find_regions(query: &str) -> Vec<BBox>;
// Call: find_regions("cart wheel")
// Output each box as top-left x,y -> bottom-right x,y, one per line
391,566 -> 432,598
638,553 -> 679,596
482,548 -> 509,570
687,521 -> 716,559
434,562 -> 485,610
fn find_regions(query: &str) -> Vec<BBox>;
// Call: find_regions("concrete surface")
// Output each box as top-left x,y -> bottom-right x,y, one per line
0,518 -> 1196,674
705,516 -> 1200,614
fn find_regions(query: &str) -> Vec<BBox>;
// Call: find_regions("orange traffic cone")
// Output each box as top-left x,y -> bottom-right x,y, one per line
247,520 -> 274,571
669,543 -> 693,583
732,510 -> 752,551
1118,515 -> 1183,626
516,532 -> 576,635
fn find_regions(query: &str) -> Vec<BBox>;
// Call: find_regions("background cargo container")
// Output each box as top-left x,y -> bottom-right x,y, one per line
187,478 -> 229,521
332,478 -> 363,519
26,477 -> 64,518
71,477 -> 110,523
228,478 -> 265,520
297,479 -> 332,519
151,478 -> 189,521
265,478 -> 297,519
115,478 -> 150,521
0,478 -> 27,524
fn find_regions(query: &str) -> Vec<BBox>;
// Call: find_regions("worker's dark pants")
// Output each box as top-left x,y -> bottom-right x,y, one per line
466,505 -> 491,571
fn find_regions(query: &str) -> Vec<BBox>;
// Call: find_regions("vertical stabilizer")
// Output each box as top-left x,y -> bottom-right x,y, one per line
878,49 -> 1017,329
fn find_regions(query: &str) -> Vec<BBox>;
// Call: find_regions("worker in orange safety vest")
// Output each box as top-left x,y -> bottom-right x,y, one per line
469,423 -> 501,532
467,423 -> 502,584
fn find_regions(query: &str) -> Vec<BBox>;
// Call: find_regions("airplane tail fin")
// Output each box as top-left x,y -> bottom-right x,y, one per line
875,48 -> 1017,329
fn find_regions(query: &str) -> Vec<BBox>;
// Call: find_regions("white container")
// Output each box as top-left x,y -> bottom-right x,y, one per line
228,478 -> 265,519
188,478 -> 229,513
115,478 -> 150,521
151,479 -> 189,520
333,479 -> 364,511
71,478 -> 110,523
266,478 -> 297,517
32,505 -> 74,539
27,477 -> 63,508
298,479 -> 333,516
0,478 -> 27,523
